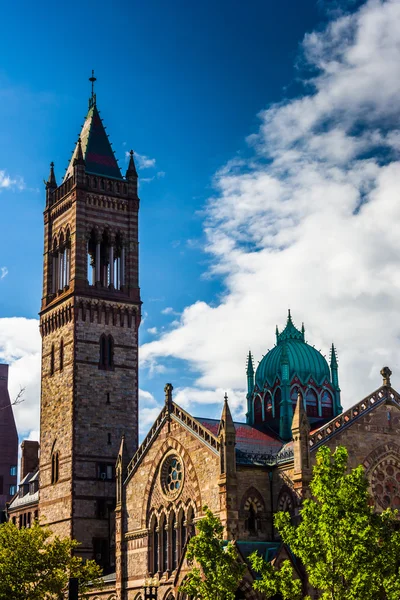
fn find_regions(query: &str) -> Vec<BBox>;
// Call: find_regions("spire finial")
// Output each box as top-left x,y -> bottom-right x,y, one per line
381,366 -> 392,387
89,70 -> 97,108
46,161 -> 57,189
288,308 -> 292,322
224,392 -> 228,403
126,148 -> 138,179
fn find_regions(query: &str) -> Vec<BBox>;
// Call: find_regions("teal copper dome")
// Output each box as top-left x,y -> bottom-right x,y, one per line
255,312 -> 331,389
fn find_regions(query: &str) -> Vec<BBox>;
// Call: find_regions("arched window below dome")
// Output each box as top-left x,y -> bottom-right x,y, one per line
254,397 -> 262,424
306,388 -> 318,417
290,386 -> 299,412
274,388 -> 281,420
263,393 -> 272,420
321,390 -> 333,418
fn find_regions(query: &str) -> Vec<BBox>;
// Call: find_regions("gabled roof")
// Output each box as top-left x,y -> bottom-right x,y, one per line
309,384 -> 400,451
197,417 -> 283,465
64,103 -> 123,181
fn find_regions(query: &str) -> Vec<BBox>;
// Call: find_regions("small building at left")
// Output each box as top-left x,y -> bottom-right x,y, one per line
0,364 -> 18,522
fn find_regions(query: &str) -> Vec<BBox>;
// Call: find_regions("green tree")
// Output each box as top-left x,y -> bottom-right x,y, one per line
0,520 -> 103,599
179,506 -> 245,600
251,445 -> 400,600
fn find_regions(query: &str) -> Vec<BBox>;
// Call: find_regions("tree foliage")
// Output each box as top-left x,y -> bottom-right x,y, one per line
252,445 -> 400,600
179,506 -> 245,600
250,553 -> 303,600
0,521 -> 103,599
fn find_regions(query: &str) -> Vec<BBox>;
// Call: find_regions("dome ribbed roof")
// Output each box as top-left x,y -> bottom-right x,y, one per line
255,313 -> 331,389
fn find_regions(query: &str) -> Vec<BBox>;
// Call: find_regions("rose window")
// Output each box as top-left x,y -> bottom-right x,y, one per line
371,459 -> 400,509
160,454 -> 184,499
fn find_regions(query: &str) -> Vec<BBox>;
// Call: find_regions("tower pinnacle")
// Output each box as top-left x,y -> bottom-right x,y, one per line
89,70 -> 97,108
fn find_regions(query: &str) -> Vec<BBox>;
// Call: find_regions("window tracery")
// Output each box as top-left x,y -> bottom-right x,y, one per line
371,459 -> 400,510
321,390 -> 333,418
305,388 -> 318,417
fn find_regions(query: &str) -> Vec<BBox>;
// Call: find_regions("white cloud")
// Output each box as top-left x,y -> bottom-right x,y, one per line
0,267 -> 8,280
0,170 -> 24,190
161,307 -> 180,316
147,326 -> 158,335
140,0 -> 400,414
131,152 -> 156,169
0,318 -> 41,437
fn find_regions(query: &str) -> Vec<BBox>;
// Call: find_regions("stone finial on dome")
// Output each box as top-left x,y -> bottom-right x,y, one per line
381,366 -> 392,387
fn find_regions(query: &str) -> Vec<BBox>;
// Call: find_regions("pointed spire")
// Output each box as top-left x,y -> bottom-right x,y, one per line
276,325 -> 279,343
287,308 -> 292,323
126,149 -> 138,179
64,103 -> 123,181
246,351 -> 254,376
219,392 -> 235,436
46,162 -> 57,189
301,322 -> 305,341
292,391 -> 309,434
73,138 -> 85,166
330,343 -> 338,368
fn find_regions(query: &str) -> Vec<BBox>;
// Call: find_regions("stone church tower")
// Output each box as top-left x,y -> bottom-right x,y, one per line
39,82 -> 141,570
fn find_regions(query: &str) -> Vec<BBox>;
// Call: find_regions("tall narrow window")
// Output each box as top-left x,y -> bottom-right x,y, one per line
263,393 -> 272,420
99,335 -> 107,369
306,388 -> 318,417
51,452 -> 59,484
59,339 -> 64,372
171,513 -> 177,570
274,388 -> 281,419
162,520 -> 168,572
153,520 -> 159,573
321,390 -> 333,418
254,397 -> 262,424
180,512 -> 186,552
50,344 -> 55,376
99,335 -> 114,370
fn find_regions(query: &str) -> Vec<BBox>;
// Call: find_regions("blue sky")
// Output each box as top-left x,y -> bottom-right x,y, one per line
2,0 -> 400,439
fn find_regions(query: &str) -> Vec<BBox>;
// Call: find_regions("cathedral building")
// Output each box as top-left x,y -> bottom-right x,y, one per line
6,85 -> 400,600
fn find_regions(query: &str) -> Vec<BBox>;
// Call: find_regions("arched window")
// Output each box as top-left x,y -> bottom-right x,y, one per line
170,512 -> 177,570
162,519 -> 168,572
321,390 -> 333,418
150,517 -> 158,574
50,344 -> 55,376
247,503 -> 257,535
274,388 -> 281,419
290,386 -> 299,412
306,388 -> 318,417
179,510 -> 186,553
254,397 -> 262,424
263,393 -> 272,420
187,506 -> 195,538
99,335 -> 114,370
99,335 -> 107,369
51,452 -> 59,484
59,339 -> 64,372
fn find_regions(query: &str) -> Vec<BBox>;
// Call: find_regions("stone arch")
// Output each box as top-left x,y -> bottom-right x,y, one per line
163,588 -> 175,600
240,486 -> 266,536
277,485 -> 296,514
240,486 -> 265,513
141,437 -> 202,529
